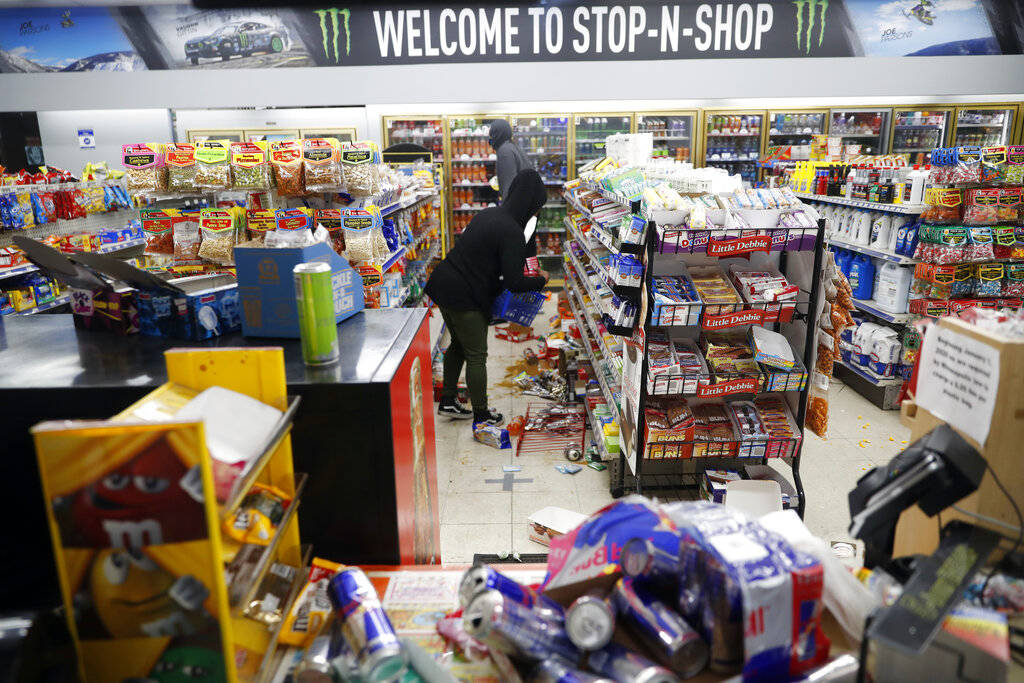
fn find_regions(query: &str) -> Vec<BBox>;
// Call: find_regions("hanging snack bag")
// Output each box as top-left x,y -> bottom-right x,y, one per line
340,141 -> 380,197
314,208 -> 345,255
122,143 -> 167,194
341,205 -> 386,261
919,187 -> 962,224
974,263 -> 1005,298
997,187 -> 1021,223
951,146 -> 982,185
198,207 -> 239,265
269,207 -> 315,248
966,227 -> 995,262
141,208 -> 177,258
230,141 -> 270,191
245,209 -> 276,245
82,185 -> 106,214
962,188 -> 1000,226
195,140 -> 233,191
173,214 -> 203,265
993,225 -> 1017,260
302,138 -> 341,192
31,191 -> 56,225
166,142 -> 198,193
1004,264 -> 1024,297
1006,146 -> 1024,185
270,140 -> 304,196
981,146 -> 1007,184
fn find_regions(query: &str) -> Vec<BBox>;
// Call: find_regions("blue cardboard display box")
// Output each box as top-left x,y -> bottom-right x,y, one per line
234,242 -> 364,338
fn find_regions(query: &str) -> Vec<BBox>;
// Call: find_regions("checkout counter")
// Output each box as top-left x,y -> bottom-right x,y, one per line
0,309 -> 440,611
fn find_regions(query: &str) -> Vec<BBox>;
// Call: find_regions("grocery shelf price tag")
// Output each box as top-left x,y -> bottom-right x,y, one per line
696,377 -> 760,398
707,234 -> 771,257
701,308 -> 766,330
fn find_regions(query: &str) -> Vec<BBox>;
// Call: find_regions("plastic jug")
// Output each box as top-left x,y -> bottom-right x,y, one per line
835,249 -> 854,279
870,214 -> 893,251
874,263 -> 913,313
852,211 -> 873,246
848,254 -> 876,300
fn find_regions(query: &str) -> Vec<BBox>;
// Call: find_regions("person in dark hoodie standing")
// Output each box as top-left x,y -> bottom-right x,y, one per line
488,120 -> 532,201
426,169 -> 549,425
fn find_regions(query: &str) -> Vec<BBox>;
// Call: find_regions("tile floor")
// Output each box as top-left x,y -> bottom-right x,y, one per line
428,303 -> 912,565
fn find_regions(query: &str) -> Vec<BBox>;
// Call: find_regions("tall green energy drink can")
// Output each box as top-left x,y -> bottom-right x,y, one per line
293,262 -> 339,365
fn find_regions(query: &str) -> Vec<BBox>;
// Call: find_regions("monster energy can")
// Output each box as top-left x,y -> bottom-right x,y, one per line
294,262 -> 339,366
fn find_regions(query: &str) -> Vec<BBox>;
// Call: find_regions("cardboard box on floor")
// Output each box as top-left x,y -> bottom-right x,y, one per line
894,316 -> 1024,558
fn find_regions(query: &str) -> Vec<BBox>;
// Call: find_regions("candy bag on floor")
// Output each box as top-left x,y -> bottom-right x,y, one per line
473,422 -> 511,449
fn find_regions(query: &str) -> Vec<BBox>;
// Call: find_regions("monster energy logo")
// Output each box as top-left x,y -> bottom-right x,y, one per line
793,0 -> 828,54
315,8 -> 351,63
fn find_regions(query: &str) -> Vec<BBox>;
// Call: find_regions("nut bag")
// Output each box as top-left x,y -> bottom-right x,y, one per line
230,141 -> 270,191
195,140 -> 232,191
122,143 -> 167,194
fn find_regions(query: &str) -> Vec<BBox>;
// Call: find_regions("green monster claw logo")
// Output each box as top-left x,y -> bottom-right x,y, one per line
315,8 -> 351,63
793,0 -> 829,54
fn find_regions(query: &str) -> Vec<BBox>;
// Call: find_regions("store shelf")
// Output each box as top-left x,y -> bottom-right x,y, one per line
452,181 -> 492,187
0,263 -> 39,281
564,274 -> 621,424
833,132 -> 883,137
536,225 -> 565,234
796,192 -> 925,215
95,237 -> 145,254
851,297 -> 918,323
706,132 -> 761,137
643,135 -> 691,140
451,155 -> 496,162
891,148 -> 935,153
6,295 -> 71,316
837,357 -> 905,387
705,157 -> 759,163
893,124 -> 944,130
955,123 -> 1005,128
254,543 -> 313,683
828,238 -> 919,265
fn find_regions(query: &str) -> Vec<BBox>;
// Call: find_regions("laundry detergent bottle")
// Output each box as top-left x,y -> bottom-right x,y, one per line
848,254 -> 876,300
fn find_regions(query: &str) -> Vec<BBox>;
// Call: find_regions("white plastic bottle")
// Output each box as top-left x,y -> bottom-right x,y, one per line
870,214 -> 893,251
853,211 -> 873,246
874,262 -> 913,314
902,166 -> 928,205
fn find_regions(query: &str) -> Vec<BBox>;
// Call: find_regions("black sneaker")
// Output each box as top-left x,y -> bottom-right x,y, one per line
473,409 -> 505,426
438,400 -> 474,420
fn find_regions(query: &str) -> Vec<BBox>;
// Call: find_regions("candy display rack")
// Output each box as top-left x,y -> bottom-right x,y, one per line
32,347 -> 307,683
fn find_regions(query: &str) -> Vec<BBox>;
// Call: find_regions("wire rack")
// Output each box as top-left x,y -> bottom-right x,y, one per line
515,402 -> 586,458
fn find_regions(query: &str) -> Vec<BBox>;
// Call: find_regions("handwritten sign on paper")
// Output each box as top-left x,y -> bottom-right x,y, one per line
917,325 -> 1000,446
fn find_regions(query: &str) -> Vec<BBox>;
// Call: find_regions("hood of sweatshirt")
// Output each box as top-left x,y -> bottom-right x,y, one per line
501,168 -> 547,228
488,119 -> 512,151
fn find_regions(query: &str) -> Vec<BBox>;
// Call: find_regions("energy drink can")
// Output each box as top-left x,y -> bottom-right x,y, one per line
611,578 -> 708,678
587,642 -> 679,683
292,633 -> 334,683
565,594 -> 615,651
463,589 -> 579,663
458,565 -> 564,622
620,537 -> 682,579
294,262 -> 339,366
532,657 -> 614,683
327,568 -> 407,682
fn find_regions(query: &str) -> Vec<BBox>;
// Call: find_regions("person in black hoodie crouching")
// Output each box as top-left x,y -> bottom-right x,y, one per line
425,169 -> 549,425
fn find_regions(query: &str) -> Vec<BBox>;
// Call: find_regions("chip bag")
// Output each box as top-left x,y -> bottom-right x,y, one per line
224,482 -> 290,546
473,422 -> 511,449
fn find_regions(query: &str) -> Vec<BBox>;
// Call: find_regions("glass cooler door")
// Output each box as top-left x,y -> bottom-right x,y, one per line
890,107 -> 952,164
828,108 -> 891,156
702,110 -> 765,185
382,117 -> 445,157
573,113 -> 633,174
952,106 -> 1017,147
636,111 -> 697,162
446,115 -> 505,237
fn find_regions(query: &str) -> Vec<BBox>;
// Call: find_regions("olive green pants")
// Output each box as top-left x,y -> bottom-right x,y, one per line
439,307 -> 489,412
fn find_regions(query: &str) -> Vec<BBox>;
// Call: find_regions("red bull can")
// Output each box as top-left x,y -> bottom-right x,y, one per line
532,657 -> 614,683
458,565 -> 564,622
463,589 -> 579,663
565,593 -> 615,651
611,578 -> 708,678
586,642 -> 679,683
294,262 -> 339,366
327,568 -> 407,682
620,537 -> 682,579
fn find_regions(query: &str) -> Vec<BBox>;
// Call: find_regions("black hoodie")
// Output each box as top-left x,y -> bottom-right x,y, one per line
488,120 -> 532,201
425,169 -> 547,312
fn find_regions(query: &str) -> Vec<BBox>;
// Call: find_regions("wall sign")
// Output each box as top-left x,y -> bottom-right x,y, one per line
0,1 -> 1015,73
78,128 -> 95,149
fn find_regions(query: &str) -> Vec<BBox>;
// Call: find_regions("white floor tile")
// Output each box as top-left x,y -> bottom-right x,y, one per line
441,491 -> 511,525
440,523 -> 511,564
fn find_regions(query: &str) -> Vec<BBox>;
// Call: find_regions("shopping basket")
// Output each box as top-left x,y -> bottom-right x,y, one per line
492,290 -> 546,326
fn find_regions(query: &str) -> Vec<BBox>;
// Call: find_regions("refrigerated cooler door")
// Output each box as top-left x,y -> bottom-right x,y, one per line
953,108 -> 1016,147
704,112 -> 764,185
637,113 -> 695,162
574,114 -> 632,172
829,110 -> 890,155
384,118 -> 445,156
890,109 -> 951,164
511,115 -> 570,278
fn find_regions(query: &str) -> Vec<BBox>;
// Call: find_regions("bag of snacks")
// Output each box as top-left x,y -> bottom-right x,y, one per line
997,187 -> 1021,223
82,185 -> 105,214
140,208 -> 177,258
805,371 -> 830,438
245,209 -> 275,245
962,188 -> 1000,226
993,226 -> 1017,260
198,207 -> 240,265
165,142 -> 198,193
1006,146 -> 1024,185
122,143 -> 167,194
173,215 -> 202,265
230,141 -> 270,191
1004,264 -> 1024,297
341,205 -> 387,261
340,141 -> 380,197
950,146 -> 982,185
270,140 -> 304,196
31,191 -> 56,224
966,227 -> 995,261
269,207 -> 315,248
974,263 -> 1004,298
919,187 -> 962,225
302,138 -> 341,192
981,146 -> 1007,184
314,208 -> 345,255
195,140 -> 232,190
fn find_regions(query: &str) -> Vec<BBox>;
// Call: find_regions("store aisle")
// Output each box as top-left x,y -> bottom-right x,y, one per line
429,302 -> 912,565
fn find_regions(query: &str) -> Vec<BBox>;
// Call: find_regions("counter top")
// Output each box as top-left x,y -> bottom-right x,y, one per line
0,309 -> 428,390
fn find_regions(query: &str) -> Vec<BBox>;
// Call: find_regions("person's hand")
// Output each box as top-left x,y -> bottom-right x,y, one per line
538,269 -> 550,282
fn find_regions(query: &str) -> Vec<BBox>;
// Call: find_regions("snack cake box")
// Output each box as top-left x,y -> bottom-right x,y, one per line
234,241 -> 364,338
71,250 -> 240,341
